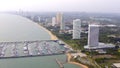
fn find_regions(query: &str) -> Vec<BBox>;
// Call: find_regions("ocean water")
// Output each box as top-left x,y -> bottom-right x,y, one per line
0,13 -> 81,68
0,13 -> 50,42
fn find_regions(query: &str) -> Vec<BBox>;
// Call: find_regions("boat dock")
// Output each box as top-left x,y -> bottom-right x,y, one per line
0,40 -> 66,59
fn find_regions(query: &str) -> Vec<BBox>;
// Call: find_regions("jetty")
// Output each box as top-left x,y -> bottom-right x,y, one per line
56,58 -> 64,68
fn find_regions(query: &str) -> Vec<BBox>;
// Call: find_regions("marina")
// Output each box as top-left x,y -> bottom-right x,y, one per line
0,13 -> 81,68
0,40 -> 66,58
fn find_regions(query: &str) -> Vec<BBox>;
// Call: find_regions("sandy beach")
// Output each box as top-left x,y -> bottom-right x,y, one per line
37,24 -> 58,40
67,53 -> 88,68
37,24 -> 88,68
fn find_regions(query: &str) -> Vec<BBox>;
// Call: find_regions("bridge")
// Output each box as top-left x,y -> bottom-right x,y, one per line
0,40 -> 66,59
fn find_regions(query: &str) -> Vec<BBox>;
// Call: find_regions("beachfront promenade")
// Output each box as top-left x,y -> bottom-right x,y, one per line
0,40 -> 66,58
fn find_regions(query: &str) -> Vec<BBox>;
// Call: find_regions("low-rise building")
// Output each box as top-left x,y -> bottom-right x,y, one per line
112,63 -> 120,68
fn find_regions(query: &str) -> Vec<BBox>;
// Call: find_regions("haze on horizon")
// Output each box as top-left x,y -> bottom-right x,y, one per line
0,0 -> 120,13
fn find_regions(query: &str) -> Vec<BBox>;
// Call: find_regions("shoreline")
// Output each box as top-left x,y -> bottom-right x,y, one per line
37,24 -> 88,68
67,53 -> 88,68
37,23 -> 58,40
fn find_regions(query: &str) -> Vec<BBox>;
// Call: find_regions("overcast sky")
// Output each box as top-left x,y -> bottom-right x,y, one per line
0,0 -> 120,13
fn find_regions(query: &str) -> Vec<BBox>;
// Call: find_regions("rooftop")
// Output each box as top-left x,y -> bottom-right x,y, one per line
71,53 -> 87,57
89,24 -> 99,27
84,43 -> 115,49
112,63 -> 120,67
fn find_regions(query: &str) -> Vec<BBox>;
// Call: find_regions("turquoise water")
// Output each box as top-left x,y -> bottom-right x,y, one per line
0,13 -> 81,68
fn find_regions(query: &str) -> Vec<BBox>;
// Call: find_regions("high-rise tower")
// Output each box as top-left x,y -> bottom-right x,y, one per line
52,17 -> 56,26
84,24 -> 115,49
88,24 -> 99,47
72,19 -> 81,39
56,12 -> 62,26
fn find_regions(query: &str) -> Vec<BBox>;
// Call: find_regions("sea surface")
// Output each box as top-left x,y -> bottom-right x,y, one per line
0,13 -> 81,68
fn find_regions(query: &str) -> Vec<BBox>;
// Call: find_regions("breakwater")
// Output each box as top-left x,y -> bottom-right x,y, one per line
56,58 -> 64,68
0,53 -> 64,59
